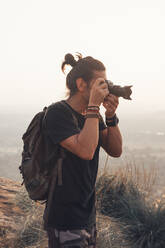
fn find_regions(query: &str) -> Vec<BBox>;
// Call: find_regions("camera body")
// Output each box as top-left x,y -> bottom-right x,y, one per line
105,80 -> 132,100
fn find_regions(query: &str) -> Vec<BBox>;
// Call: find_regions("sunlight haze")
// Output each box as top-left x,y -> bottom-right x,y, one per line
0,0 -> 165,116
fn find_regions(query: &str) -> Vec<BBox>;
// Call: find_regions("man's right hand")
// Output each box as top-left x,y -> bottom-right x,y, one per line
88,78 -> 109,106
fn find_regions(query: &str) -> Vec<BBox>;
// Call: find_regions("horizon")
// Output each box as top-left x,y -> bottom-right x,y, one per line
0,0 -> 165,116
0,100 -> 165,117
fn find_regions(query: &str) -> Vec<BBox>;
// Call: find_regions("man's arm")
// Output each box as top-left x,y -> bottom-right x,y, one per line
60,117 -> 99,160
100,93 -> 122,157
60,78 -> 109,160
100,126 -> 122,157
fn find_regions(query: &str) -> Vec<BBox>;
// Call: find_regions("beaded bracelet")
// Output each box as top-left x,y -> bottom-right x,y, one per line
87,105 -> 100,108
86,109 -> 99,113
85,113 -> 100,119
87,105 -> 100,111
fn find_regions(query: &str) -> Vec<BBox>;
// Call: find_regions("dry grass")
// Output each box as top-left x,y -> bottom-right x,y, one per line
96,214 -> 129,248
13,187 -> 47,248
96,159 -> 165,248
99,154 -> 158,198
10,159 -> 160,248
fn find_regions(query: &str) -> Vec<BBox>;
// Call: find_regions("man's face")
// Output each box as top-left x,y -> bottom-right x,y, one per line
83,70 -> 107,104
89,70 -> 107,90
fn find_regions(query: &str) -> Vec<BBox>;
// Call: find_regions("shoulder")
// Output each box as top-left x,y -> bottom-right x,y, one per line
46,101 -> 72,118
47,100 -> 67,113
44,100 -> 75,129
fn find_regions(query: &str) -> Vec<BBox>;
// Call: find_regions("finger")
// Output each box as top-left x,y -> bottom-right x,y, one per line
106,104 -> 116,110
103,102 -> 118,112
94,77 -> 105,85
90,78 -> 103,89
114,96 -> 119,104
100,83 -> 108,90
107,94 -> 118,102
104,94 -> 114,102
94,78 -> 108,89
103,101 -> 114,108
103,89 -> 110,98
106,97 -> 117,106
105,96 -> 119,106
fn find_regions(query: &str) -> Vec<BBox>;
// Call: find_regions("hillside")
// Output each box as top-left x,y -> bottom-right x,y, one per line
0,177 -> 48,248
0,177 -> 23,247
0,109 -> 165,247
0,177 -> 126,248
1,160 -> 165,248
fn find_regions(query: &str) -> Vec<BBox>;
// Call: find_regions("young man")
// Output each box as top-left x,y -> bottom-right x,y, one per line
43,53 -> 122,248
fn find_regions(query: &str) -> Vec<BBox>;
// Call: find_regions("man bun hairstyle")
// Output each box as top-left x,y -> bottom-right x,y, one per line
61,53 -> 82,71
61,52 -> 106,97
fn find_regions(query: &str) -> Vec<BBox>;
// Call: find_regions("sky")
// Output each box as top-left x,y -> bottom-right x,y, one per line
0,0 -> 165,116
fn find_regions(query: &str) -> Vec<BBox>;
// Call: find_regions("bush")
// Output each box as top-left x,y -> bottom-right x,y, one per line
96,163 -> 165,248
12,162 -> 163,248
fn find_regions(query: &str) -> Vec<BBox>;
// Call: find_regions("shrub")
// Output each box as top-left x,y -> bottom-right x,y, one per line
96,163 -> 165,248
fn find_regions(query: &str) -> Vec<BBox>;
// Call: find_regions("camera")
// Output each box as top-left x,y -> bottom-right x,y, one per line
105,80 -> 132,100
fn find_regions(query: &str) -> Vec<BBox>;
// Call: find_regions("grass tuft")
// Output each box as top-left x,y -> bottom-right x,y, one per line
13,187 -> 47,248
96,162 -> 165,248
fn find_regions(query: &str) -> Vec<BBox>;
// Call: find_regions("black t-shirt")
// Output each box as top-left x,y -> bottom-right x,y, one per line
43,100 -> 106,230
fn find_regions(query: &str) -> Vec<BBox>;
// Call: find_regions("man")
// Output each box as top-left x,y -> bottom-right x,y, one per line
43,53 -> 122,248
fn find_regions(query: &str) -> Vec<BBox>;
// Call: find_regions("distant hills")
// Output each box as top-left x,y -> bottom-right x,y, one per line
0,107 -> 165,181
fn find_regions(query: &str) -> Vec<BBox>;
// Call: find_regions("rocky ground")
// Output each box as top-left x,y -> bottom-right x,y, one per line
0,177 -> 24,247
0,177 -> 47,248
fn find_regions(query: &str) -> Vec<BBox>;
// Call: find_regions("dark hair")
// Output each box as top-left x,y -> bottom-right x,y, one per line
61,53 -> 106,97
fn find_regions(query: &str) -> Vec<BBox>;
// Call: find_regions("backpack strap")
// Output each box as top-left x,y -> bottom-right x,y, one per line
43,101 -> 79,228
44,153 -> 64,227
43,100 -> 78,187
56,101 -> 79,186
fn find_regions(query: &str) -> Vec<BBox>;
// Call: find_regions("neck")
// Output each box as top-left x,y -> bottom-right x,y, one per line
66,94 -> 88,115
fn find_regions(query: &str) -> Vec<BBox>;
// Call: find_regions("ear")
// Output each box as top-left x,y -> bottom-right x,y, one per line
76,78 -> 87,92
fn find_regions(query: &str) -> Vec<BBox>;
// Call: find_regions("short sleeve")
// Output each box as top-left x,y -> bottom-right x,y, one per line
43,102 -> 80,145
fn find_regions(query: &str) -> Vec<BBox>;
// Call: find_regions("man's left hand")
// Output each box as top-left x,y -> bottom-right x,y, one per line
103,94 -> 119,118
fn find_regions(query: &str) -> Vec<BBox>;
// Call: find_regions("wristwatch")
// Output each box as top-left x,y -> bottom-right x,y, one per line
106,114 -> 119,127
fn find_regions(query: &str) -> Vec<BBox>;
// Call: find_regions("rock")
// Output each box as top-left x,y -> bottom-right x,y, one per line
0,177 -> 23,247
0,177 -> 47,248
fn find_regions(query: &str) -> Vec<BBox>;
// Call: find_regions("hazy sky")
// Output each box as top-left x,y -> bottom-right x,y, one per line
0,0 -> 165,115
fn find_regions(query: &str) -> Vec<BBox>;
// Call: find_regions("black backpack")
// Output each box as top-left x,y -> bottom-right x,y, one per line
19,102 -> 77,203
19,106 -> 59,201
19,101 -> 79,226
